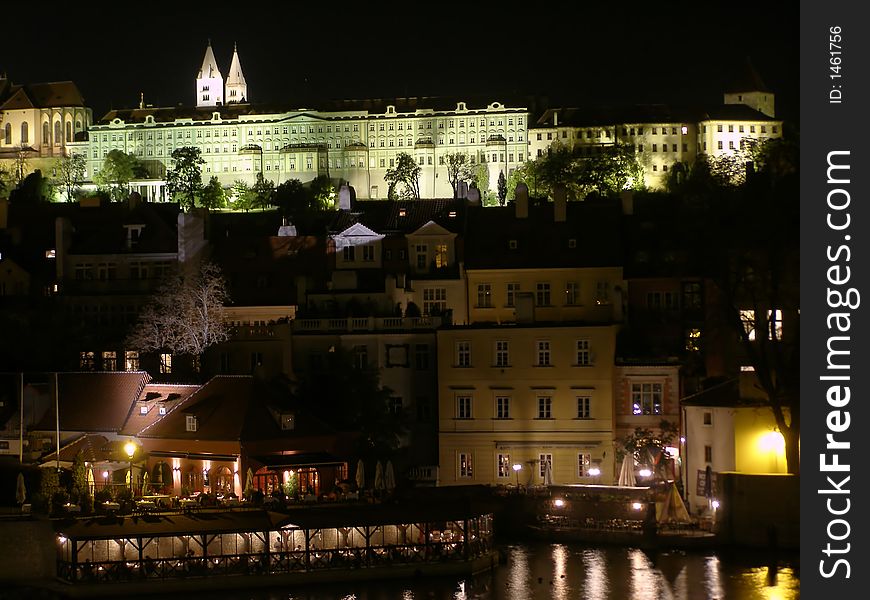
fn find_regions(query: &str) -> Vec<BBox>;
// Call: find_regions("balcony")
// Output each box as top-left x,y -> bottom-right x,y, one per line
292,316 -> 442,333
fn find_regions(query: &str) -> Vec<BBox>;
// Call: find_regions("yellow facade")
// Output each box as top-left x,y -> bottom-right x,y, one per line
437,323 -> 618,487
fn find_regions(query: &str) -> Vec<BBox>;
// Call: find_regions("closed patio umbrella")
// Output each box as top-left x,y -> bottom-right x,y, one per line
15,473 -> 26,505
355,459 -> 366,491
543,459 -> 554,486
384,460 -> 396,492
245,468 -> 254,497
374,461 -> 385,491
618,455 -> 637,487
86,468 -> 95,498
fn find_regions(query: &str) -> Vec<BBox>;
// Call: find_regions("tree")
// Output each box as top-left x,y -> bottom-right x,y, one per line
13,145 -> 30,186
384,152 -> 421,199
57,153 -> 87,202
620,421 -> 679,482
295,347 -> 404,460
497,171 -> 507,206
250,172 -> 275,210
445,152 -> 474,198
95,150 -> 141,202
166,147 -> 205,211
201,176 -> 227,210
125,261 -> 231,358
309,175 -> 336,208
231,180 -> 254,211
8,169 -> 54,204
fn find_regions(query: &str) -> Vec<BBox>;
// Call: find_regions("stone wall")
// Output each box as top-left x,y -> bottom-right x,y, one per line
0,518 -> 56,581
715,472 -> 799,549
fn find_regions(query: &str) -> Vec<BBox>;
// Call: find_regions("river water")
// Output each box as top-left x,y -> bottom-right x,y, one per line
163,541 -> 800,600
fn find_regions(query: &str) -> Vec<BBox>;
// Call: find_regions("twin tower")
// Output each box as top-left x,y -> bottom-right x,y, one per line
195,41 -> 247,108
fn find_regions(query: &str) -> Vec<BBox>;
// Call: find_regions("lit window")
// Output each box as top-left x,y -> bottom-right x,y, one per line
458,453 -> 473,478
159,405 -> 167,415
578,453 -> 592,477
125,351 -> 139,371
497,454 -> 511,478
477,283 -> 493,308
632,383 -> 663,415
539,454 -> 553,477
685,328 -> 701,352
160,353 -> 172,374
741,310 -> 757,340
186,415 -> 197,432
139,405 -> 148,415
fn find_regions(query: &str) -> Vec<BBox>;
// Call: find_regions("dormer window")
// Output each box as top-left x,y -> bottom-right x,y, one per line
139,405 -> 148,415
568,239 -> 577,249
159,405 -> 167,416
398,208 -> 407,217
45,249 -> 56,259
508,240 -> 518,250
186,415 -> 198,432
280,413 -> 295,430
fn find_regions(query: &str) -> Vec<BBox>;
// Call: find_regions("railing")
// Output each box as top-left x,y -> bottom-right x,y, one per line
293,316 -> 441,332
406,465 -> 439,483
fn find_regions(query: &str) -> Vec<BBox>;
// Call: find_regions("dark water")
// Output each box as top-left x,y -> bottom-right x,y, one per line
154,541 -> 799,600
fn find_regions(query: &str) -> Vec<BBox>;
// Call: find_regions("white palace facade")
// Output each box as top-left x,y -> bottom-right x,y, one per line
77,43 -> 784,201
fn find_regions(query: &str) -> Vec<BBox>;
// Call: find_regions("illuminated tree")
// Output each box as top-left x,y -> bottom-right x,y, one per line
249,172 -> 275,210
497,171 -> 507,206
200,176 -> 227,209
384,152 -> 421,199
57,153 -> 87,202
445,152 -> 474,198
309,175 -> 336,209
620,421 -> 678,481
166,146 -> 205,211
125,261 -> 231,358
95,150 -> 143,202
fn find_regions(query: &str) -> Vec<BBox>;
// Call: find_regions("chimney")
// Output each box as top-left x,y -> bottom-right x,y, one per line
338,184 -> 355,210
515,182 -> 529,219
553,184 -> 567,222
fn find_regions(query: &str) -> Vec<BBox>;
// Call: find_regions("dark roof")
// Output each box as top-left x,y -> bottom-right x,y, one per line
96,96 -> 528,125
0,81 -> 86,110
463,200 -> 623,269
55,510 -> 292,540
680,378 -> 768,407
119,384 -> 200,436
533,102 -> 777,128
334,200 -> 464,235
249,452 -> 345,469
32,372 -> 150,432
39,433 -> 129,464
63,201 -> 180,255
724,58 -> 773,94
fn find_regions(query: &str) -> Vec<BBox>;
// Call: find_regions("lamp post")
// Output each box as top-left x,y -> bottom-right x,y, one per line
512,463 -> 522,491
124,441 -> 137,496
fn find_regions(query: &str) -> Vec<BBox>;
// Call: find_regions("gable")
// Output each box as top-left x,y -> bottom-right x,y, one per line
0,88 -> 34,110
407,220 -> 456,238
333,223 -> 384,249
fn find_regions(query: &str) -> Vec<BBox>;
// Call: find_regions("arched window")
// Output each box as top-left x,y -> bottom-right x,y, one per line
214,466 -> 233,495
151,462 -> 173,494
66,121 -> 72,142
75,120 -> 82,132
43,122 -> 50,144
20,122 -> 28,144
54,121 -> 62,145
4,123 -> 11,144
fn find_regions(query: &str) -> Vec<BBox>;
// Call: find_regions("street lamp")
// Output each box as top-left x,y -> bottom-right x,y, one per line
124,441 -> 137,496
512,463 -> 522,490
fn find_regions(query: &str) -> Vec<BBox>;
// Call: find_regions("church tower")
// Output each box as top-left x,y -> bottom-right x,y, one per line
723,57 -> 775,118
225,43 -> 248,103
196,40 -> 224,108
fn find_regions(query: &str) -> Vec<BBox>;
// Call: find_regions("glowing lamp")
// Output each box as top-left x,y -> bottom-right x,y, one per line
124,441 -> 137,459
553,498 -> 565,508
632,502 -> 643,511
711,499 -> 720,510
638,468 -> 652,478
588,467 -> 601,477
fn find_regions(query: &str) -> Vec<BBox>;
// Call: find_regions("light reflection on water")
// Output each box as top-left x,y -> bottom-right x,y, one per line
150,542 -> 799,600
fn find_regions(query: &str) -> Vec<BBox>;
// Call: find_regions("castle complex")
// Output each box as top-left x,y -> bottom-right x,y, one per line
1,42 -> 776,201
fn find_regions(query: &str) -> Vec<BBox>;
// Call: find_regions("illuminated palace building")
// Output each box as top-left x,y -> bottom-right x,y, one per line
81,44 -> 783,201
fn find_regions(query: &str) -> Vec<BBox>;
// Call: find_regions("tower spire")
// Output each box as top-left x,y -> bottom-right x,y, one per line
225,42 -> 248,103
195,40 -> 224,107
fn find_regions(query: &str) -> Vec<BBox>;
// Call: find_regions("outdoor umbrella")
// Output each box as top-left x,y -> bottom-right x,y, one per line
543,459 -> 554,486
141,471 -> 150,495
384,460 -> 396,492
374,461 -> 385,491
355,459 -> 366,490
618,455 -> 637,487
15,472 -> 26,505
245,468 -> 254,497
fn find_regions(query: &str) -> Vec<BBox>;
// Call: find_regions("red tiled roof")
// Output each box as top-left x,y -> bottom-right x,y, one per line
120,383 -> 200,436
32,372 -> 150,433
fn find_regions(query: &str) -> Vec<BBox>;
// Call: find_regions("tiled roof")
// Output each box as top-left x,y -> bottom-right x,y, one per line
533,102 -> 778,128
39,433 -> 116,463
337,199 -> 465,235
699,104 -> 778,122
0,81 -> 86,110
64,202 -> 179,255
119,383 -> 200,436
463,200 -> 623,270
32,372 -> 151,433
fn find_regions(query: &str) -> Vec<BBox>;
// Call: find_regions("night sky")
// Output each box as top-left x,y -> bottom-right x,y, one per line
3,2 -> 798,122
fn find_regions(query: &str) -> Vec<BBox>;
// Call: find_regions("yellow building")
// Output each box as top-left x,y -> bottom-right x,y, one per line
437,323 -> 619,487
